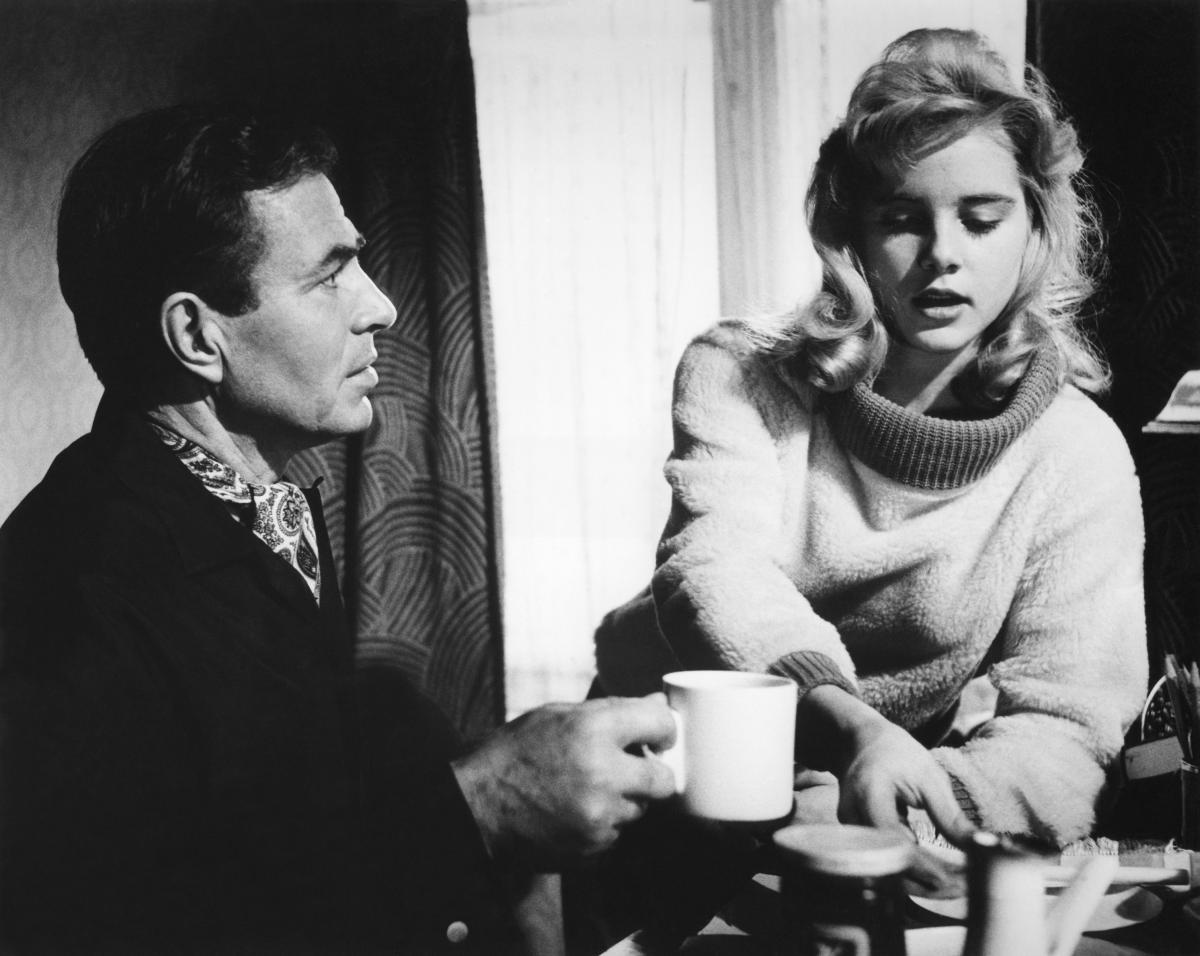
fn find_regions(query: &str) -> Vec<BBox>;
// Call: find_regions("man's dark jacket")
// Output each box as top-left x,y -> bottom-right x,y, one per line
0,396 -> 519,954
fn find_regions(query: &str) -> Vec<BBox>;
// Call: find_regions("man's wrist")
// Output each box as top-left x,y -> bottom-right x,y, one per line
451,751 -> 509,861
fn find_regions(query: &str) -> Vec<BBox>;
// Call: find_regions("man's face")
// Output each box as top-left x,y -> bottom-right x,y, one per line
211,174 -> 396,450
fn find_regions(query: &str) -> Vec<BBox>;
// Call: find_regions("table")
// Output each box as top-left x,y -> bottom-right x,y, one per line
595,779 -> 1200,955
602,864 -> 1200,955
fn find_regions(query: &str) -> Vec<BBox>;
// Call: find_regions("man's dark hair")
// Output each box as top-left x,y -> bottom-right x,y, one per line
56,102 -> 338,396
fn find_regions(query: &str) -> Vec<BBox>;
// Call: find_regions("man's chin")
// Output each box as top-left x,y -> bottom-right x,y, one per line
341,398 -> 377,435
306,402 -> 376,446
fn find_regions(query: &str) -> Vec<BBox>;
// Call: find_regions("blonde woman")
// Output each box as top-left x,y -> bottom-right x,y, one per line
598,28 -> 1146,846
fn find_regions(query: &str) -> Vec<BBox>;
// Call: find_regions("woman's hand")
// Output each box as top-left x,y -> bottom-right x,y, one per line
836,715 -> 972,841
796,685 -> 976,846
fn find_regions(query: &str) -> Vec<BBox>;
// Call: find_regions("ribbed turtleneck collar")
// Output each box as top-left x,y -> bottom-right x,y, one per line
822,350 -> 1061,490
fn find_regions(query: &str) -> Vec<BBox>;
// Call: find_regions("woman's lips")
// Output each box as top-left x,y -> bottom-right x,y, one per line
912,290 -> 969,308
911,290 -> 970,319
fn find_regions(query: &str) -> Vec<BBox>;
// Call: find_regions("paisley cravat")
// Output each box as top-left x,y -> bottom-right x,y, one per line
149,422 -> 322,604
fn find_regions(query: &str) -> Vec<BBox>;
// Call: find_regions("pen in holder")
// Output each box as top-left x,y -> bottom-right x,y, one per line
1182,759 -> 1200,850
1163,654 -> 1200,848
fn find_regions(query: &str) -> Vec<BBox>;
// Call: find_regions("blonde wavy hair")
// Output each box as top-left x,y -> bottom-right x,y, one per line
749,28 -> 1108,407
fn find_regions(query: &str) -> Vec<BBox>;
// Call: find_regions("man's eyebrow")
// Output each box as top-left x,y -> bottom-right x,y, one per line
309,234 -> 367,277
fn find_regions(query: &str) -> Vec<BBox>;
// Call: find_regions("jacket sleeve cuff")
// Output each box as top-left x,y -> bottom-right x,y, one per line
767,650 -> 857,697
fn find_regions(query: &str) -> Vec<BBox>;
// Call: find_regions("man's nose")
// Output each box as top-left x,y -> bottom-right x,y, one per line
355,270 -> 398,333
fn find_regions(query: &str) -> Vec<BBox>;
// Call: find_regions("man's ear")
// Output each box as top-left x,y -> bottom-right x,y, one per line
160,293 -> 226,386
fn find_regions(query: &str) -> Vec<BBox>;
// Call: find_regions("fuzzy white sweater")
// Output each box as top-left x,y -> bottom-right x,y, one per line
596,322 -> 1148,844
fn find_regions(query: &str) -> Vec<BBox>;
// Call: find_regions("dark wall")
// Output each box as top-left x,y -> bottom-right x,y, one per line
1030,0 -> 1200,678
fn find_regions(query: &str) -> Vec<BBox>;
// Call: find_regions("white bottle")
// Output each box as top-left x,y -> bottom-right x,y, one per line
961,831 -> 1048,956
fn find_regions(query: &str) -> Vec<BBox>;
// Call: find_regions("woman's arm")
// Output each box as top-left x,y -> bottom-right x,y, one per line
651,325 -> 855,686
650,328 -> 977,843
933,403 -> 1148,844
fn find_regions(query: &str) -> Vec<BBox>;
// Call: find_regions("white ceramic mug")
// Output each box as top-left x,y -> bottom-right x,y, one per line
656,670 -> 798,822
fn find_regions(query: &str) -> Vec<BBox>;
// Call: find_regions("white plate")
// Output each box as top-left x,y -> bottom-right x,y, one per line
906,926 -> 1146,956
910,885 -> 1163,932
905,927 -> 967,956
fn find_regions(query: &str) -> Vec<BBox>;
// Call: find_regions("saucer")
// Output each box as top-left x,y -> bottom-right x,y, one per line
910,885 -> 1162,932
906,926 -> 1146,956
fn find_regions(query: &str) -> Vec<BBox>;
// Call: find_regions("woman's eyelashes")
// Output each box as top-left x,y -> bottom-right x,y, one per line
963,217 -> 1002,235
873,210 -> 1003,236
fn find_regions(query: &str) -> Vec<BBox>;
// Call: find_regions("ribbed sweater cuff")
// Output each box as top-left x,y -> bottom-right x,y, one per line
949,773 -> 983,828
768,651 -> 857,697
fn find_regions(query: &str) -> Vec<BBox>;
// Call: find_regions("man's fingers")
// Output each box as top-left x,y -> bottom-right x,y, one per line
581,758 -> 674,854
622,744 -> 678,801
633,743 -> 681,796
601,693 -> 676,752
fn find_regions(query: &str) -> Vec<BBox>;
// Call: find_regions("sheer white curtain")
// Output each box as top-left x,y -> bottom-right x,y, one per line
469,0 -> 1025,719
711,0 -> 1027,315
469,0 -> 720,717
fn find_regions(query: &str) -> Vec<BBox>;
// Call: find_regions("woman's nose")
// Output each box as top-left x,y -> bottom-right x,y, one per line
919,224 -> 963,274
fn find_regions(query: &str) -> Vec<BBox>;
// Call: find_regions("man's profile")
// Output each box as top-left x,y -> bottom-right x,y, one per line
0,102 -> 675,955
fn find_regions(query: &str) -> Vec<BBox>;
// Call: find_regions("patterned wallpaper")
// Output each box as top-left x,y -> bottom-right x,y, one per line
0,1 -> 225,521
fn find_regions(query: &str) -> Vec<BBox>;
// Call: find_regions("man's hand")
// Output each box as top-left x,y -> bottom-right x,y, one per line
797,685 -> 976,847
451,694 -> 678,867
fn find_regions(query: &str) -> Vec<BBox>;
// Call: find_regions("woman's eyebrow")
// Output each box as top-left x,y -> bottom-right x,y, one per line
959,195 -> 1018,209
872,192 -> 1018,206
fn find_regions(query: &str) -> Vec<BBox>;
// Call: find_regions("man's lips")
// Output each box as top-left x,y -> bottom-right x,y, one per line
349,358 -> 380,385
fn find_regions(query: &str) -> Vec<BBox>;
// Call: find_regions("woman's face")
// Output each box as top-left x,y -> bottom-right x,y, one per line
855,127 -> 1032,360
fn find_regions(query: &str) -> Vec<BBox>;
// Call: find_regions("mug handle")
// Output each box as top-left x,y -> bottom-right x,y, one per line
645,709 -> 685,794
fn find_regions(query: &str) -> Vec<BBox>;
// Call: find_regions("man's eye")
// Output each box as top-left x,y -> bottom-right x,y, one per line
320,263 -> 349,288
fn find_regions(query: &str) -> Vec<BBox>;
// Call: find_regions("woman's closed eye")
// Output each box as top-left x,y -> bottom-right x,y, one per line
876,213 -> 1004,238
959,197 -> 1018,236
962,217 -> 1002,236
876,211 -> 927,235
